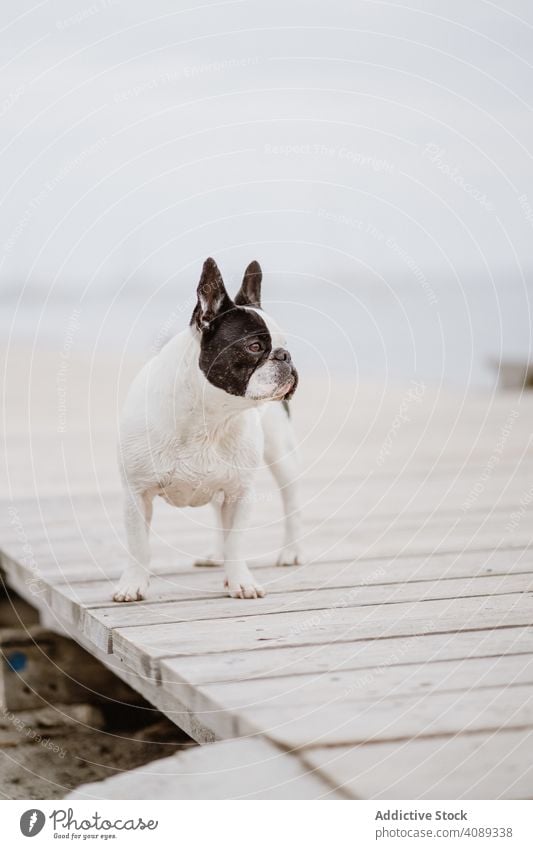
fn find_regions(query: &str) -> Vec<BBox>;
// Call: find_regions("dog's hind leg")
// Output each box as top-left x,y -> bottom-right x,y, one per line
262,402 -> 304,566
113,490 -> 153,602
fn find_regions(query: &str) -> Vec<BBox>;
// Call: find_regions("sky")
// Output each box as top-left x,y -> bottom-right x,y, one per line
1,0 -> 532,385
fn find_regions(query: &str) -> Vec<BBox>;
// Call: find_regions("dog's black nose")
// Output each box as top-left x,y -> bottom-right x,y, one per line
272,347 -> 291,363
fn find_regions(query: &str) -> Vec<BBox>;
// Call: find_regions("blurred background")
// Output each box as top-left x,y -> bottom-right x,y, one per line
1,0 -> 532,389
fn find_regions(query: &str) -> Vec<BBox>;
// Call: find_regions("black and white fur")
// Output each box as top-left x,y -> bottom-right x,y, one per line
114,258 -> 302,602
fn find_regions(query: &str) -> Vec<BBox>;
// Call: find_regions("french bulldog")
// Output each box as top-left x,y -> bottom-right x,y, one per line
114,257 -> 302,602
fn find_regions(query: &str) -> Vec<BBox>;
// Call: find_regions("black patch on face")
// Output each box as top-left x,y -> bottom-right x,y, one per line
190,257 -> 297,399
199,306 -> 273,396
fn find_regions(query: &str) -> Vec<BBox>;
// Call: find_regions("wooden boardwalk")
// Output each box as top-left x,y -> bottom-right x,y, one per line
1,350 -> 533,798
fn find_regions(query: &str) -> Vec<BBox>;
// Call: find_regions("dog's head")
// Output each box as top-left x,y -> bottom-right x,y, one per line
190,257 -> 298,402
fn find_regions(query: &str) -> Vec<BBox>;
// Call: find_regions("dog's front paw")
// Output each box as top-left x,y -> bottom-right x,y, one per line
224,570 -> 265,600
113,570 -> 149,603
276,544 -> 304,567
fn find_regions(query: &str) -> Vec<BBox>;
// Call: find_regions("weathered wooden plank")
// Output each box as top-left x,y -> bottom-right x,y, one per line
188,653 -> 533,715
5,532 -> 531,601
303,729 -> 533,799
3,493 -> 532,549
112,593 -> 533,678
3,460 -> 532,542
79,573 -> 533,654
306,529 -> 532,563
0,548 -> 198,587
190,683 -> 533,748
67,738 -> 342,800
4,410 -> 533,484
3,463 -> 533,537
160,654 -> 533,742
160,626 -> 533,688
48,545 -> 533,614
3,508 -> 531,584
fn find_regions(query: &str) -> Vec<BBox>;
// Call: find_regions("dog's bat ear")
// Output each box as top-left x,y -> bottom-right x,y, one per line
191,257 -> 233,330
235,260 -> 262,308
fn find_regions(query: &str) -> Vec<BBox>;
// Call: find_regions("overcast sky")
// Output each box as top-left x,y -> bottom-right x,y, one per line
1,1 -> 532,384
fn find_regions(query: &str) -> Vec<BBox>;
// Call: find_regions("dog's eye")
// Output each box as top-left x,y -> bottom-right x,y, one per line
247,342 -> 262,353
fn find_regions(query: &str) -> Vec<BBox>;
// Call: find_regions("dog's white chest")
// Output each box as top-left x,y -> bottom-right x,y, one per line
154,429 -> 259,509
159,480 -> 221,508
157,457 -> 229,508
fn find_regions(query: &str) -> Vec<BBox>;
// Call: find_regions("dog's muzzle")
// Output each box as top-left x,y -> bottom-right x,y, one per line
271,349 -> 298,400
283,366 -> 298,400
